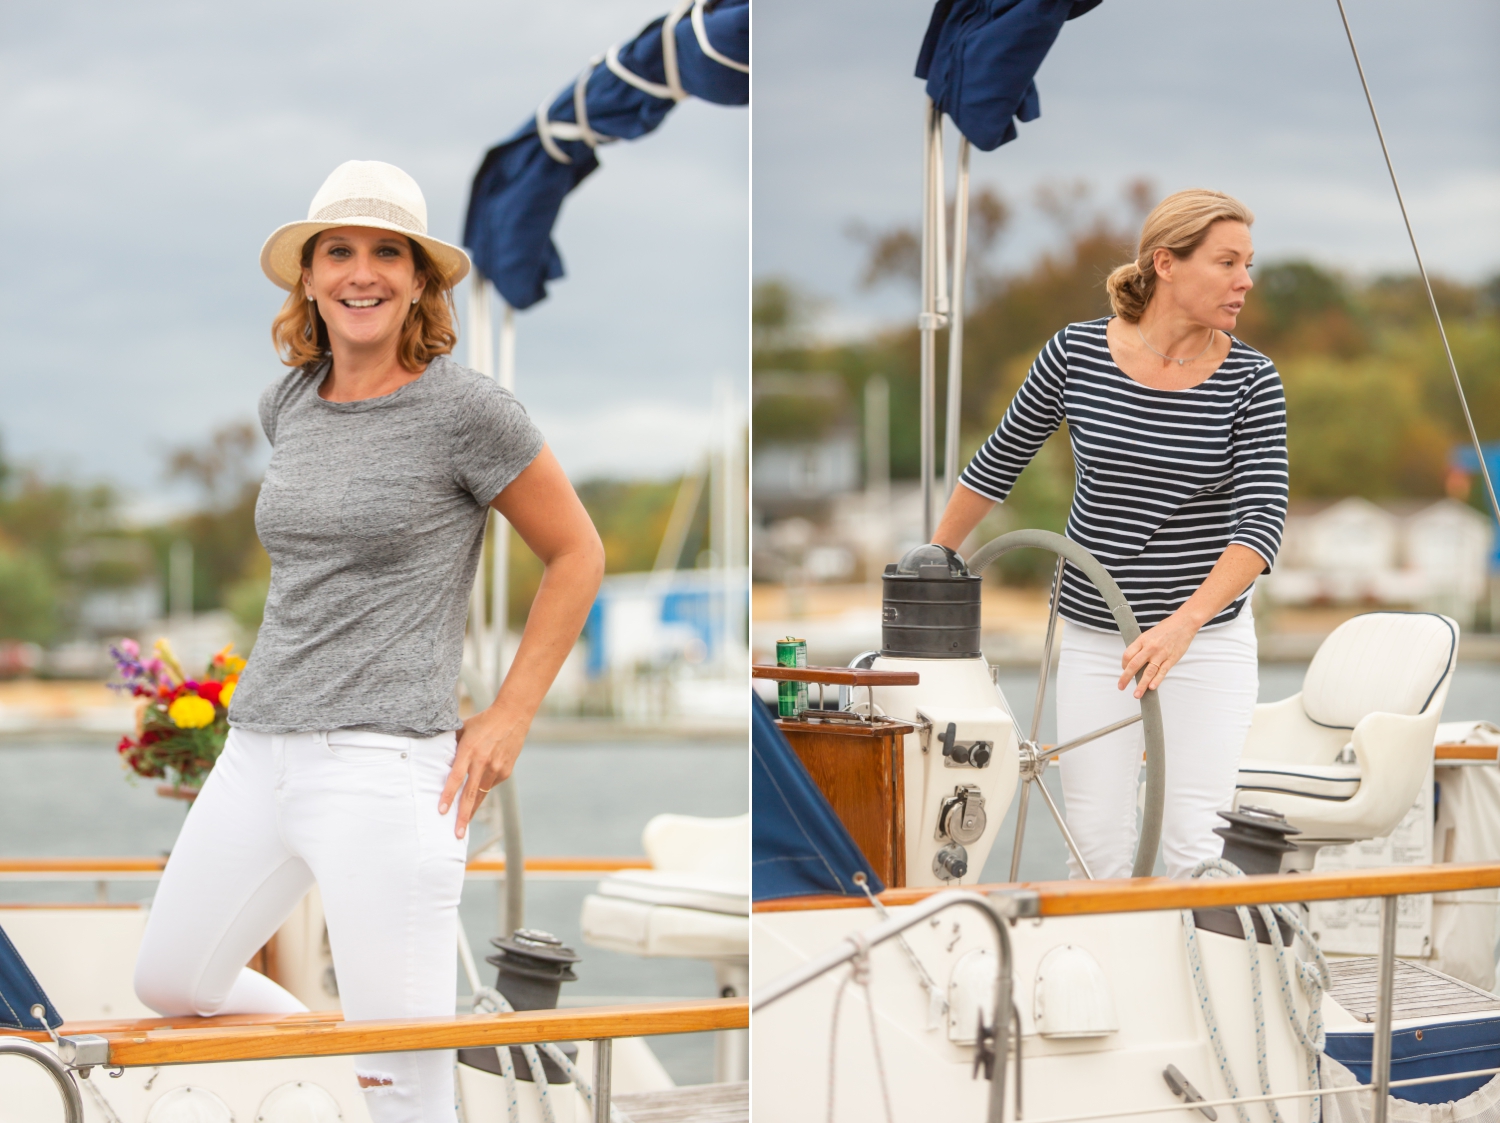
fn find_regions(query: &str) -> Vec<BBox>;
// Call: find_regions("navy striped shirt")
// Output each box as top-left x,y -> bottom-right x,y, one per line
960,318 -> 1289,632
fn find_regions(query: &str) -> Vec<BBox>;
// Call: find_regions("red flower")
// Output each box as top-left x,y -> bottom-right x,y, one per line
196,681 -> 223,706
140,729 -> 163,746
117,736 -> 134,754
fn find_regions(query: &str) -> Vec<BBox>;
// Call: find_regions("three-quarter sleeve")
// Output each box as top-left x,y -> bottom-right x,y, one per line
1227,361 -> 1290,571
958,328 -> 1069,503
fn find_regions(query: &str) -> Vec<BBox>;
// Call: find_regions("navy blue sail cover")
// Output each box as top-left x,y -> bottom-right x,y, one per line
464,0 -> 749,311
1327,1016 -> 1500,1104
916,0 -> 1102,151
0,922 -> 61,1032
752,697 -> 885,901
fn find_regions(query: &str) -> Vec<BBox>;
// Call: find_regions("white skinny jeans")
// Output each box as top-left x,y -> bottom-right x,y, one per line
134,727 -> 468,1122
1055,607 -> 1258,880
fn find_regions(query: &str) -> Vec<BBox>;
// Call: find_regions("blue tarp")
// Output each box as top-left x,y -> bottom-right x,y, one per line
752,697 -> 884,902
463,0 -> 749,311
1327,1016 -> 1500,1104
1450,441 -> 1500,569
0,922 -> 61,1032
915,0 -> 1102,151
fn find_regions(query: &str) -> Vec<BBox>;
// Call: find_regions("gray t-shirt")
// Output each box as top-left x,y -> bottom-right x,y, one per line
228,353 -> 544,737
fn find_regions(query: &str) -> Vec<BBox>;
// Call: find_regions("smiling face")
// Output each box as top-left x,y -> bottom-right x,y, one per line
301,226 -> 428,354
1154,220 -> 1255,330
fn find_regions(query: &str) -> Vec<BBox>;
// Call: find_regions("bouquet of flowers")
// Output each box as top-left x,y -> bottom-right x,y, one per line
110,638 -> 245,788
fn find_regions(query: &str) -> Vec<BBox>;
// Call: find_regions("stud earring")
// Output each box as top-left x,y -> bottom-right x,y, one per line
411,295 -> 419,304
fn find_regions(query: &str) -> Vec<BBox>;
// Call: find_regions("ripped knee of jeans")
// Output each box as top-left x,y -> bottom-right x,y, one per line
357,1070 -> 397,1092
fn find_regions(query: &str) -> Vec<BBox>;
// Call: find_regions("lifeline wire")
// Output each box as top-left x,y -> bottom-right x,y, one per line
1334,0 -> 1500,524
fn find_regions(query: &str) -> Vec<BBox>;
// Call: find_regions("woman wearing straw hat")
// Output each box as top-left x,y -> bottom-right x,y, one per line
133,160 -> 605,1120
932,189 -> 1288,882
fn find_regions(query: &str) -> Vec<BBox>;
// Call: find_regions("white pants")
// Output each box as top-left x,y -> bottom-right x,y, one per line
134,727 -> 468,1123
1056,608 -> 1258,880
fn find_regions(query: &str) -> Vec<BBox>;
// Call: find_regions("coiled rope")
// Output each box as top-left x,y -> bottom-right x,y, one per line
472,983 -> 630,1123
1182,858 -> 1330,1123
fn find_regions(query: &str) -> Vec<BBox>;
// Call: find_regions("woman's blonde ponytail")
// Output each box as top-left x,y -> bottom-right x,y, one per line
1105,261 -> 1152,322
1106,189 -> 1255,322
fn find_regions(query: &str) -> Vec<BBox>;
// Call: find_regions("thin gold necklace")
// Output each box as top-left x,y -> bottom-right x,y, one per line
1137,323 -> 1217,367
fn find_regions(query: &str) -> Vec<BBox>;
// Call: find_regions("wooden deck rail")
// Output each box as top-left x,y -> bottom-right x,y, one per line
2,1000 -> 747,1068
753,861 -> 1500,918
0,856 -> 651,877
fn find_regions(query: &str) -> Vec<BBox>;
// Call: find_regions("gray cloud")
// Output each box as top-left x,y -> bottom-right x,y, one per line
754,0 -> 1500,330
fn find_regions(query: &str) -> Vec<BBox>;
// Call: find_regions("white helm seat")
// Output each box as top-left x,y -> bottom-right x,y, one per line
1234,612 -> 1457,846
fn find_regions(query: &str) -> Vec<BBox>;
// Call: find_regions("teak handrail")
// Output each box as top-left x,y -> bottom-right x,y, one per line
0,856 -> 651,876
751,664 -> 920,687
1436,743 -> 1498,761
752,861 -> 1500,917
2,1000 -> 748,1067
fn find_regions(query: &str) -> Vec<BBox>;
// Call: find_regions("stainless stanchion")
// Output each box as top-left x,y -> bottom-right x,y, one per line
592,1038 -> 613,1123
1372,895 -> 1398,1123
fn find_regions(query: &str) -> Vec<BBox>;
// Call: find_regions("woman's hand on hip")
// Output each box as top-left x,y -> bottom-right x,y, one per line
1117,610 -> 1201,699
440,705 -> 528,838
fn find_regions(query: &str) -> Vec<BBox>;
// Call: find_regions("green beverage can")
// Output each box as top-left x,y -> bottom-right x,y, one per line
776,637 -> 808,718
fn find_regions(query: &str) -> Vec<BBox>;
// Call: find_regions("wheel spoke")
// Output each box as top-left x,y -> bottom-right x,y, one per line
1029,555 -> 1065,745
1007,778 -> 1032,883
1043,713 -> 1142,761
1035,772 -> 1093,880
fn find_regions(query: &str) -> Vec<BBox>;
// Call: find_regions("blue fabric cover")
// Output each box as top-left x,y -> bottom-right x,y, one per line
752,697 -> 885,901
0,922 -> 61,1032
1326,1016 -> 1500,1104
915,0 -> 1102,151
464,0 -> 748,310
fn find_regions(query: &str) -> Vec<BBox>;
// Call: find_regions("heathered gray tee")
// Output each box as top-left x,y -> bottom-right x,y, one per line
228,354 -> 544,737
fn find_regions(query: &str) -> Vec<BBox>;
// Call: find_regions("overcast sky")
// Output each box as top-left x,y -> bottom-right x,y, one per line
0,0 -> 748,508
754,0 -> 1500,335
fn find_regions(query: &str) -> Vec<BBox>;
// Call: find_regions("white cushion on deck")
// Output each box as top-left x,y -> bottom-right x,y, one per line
595,869 -> 748,916
580,893 -> 748,959
1237,758 -> 1361,802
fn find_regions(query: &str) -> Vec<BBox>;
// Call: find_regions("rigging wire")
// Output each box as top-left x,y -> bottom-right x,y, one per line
1334,0 -> 1500,525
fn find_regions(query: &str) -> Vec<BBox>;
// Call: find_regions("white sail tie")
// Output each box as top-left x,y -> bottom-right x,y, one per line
538,0 -> 747,165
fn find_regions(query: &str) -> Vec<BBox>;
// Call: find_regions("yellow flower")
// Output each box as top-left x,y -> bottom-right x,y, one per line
169,695 -> 216,729
221,681 -> 236,708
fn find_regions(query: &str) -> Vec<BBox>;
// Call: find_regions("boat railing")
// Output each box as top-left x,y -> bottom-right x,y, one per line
750,861 -> 1500,1123
0,854 -> 650,888
2,998 -> 747,1123
0,854 -> 721,1123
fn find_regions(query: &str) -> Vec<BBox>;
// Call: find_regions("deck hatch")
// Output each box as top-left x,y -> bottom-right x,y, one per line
1327,957 -> 1500,1023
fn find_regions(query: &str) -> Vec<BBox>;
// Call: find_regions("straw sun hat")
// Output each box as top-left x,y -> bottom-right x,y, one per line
259,160 -> 471,292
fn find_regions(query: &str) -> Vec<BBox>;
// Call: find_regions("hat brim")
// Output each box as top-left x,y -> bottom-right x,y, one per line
260,218 -> 472,292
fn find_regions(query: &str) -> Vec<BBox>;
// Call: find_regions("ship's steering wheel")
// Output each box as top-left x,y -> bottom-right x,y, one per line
965,530 -> 1166,879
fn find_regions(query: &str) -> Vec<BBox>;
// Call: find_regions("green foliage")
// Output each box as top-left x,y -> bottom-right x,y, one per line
158,423 -> 264,613
0,548 -> 58,643
507,476 -> 697,625
225,571 -> 270,647
754,182 -> 1500,583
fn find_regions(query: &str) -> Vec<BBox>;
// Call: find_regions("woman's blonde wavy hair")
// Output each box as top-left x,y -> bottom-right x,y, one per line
1106,189 -> 1255,322
270,234 -> 458,370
